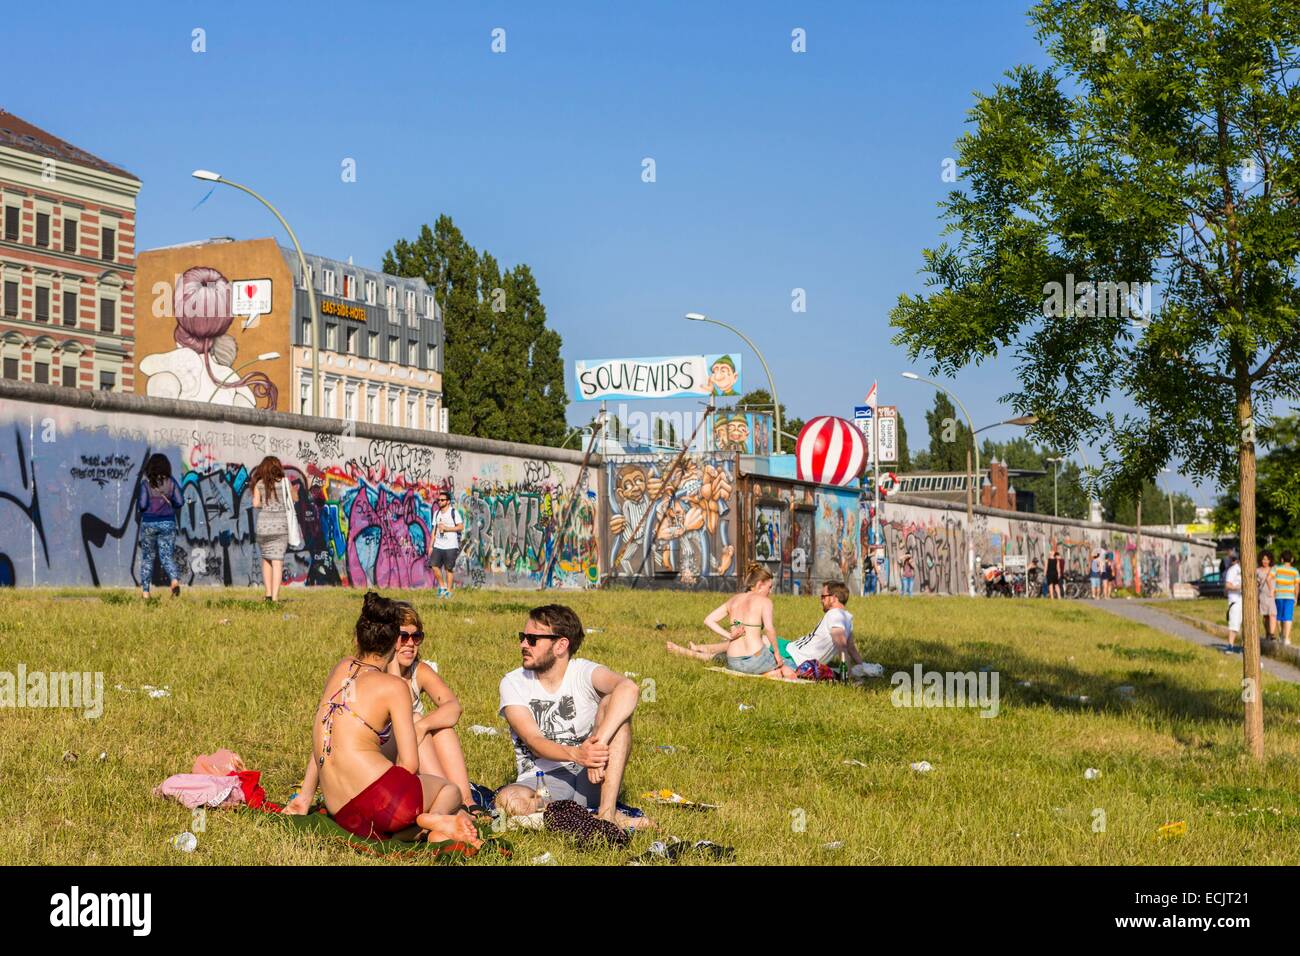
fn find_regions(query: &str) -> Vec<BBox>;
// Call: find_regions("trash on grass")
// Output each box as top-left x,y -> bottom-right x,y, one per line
170,832 -> 197,853
843,759 -> 868,767
738,703 -> 754,711
1157,820 -> 1187,838
656,745 -> 676,753
469,725 -> 499,736
910,761 -> 933,773
1084,768 -> 1101,780
530,851 -> 556,865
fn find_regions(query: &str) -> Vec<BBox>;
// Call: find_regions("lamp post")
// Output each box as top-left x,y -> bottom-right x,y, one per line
1045,456 -> 1064,517
192,170 -> 320,417
901,372 -> 979,596
685,312 -> 782,449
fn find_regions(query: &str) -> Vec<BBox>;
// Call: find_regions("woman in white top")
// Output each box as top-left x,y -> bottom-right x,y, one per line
382,601 -> 473,806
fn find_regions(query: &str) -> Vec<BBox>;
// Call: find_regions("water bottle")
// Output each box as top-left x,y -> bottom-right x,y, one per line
534,770 -> 550,809
170,831 -> 197,853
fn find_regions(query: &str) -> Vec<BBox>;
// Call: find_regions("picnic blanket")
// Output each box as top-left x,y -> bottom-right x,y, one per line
704,666 -> 814,684
264,807 -> 512,862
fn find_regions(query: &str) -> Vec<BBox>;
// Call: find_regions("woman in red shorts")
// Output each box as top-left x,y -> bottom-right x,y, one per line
285,592 -> 479,847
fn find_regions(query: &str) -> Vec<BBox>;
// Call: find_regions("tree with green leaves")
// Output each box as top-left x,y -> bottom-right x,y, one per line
980,435 -> 1091,519
383,215 -> 568,446
891,0 -> 1300,758
1215,414 -> 1300,553
731,388 -> 803,453
912,391 -> 973,473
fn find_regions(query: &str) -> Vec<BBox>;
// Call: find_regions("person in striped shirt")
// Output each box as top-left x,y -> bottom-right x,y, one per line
1274,550 -> 1298,646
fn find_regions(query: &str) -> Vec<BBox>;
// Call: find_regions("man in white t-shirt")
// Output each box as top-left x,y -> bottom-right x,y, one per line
775,581 -> 870,678
425,489 -> 464,598
494,604 -> 652,829
1225,551 -> 1243,647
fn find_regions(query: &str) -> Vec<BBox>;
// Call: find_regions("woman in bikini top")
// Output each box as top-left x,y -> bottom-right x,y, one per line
285,592 -> 479,847
695,562 -> 778,660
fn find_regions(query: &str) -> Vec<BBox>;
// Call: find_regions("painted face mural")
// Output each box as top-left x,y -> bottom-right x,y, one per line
138,266 -> 278,410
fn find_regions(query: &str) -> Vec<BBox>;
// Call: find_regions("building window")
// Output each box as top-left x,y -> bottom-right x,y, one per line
299,383 -> 309,414
407,340 -> 417,365
367,331 -> 378,357
63,290 -> 78,327
62,363 -> 78,388
385,285 -> 396,309
63,218 -> 77,253
99,370 -> 115,391
388,395 -> 399,426
99,298 -> 116,333
406,398 -> 416,427
325,324 -> 336,350
424,293 -> 434,316
405,289 -> 415,312
34,361 -> 49,384
303,264 -> 313,289
365,279 -> 376,304
323,383 -> 335,415
2,356 -> 17,380
366,392 -> 377,423
387,334 -> 399,361
3,281 -> 17,318
323,270 -> 336,295
35,287 -> 49,322
101,226 -> 116,261
3,206 -> 18,241
35,213 -> 49,247
300,318 -> 311,344
343,389 -> 355,420
342,275 -> 355,299
425,401 -> 435,431
345,325 -> 357,355
426,343 -> 437,368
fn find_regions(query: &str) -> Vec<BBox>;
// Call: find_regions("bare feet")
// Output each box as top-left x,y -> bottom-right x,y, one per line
665,641 -> 692,657
598,808 -> 657,831
418,810 -> 482,847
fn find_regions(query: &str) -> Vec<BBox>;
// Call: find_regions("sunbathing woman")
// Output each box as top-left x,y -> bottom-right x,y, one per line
666,563 -> 796,679
284,592 -> 479,846
381,601 -> 474,807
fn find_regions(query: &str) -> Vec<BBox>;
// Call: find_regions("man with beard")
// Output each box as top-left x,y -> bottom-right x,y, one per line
494,605 -> 652,830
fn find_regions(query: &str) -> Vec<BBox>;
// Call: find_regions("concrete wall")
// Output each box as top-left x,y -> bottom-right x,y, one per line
0,381 -> 599,590
877,494 -> 1215,595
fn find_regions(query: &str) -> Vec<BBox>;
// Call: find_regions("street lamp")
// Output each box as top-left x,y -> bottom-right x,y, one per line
901,371 -> 980,595
1045,455 -> 1064,517
685,312 -> 783,449
191,170 -> 321,417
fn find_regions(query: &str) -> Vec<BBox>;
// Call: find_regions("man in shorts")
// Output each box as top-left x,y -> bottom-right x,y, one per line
1224,551 -> 1242,647
775,581 -> 871,678
1274,550 -> 1298,646
426,489 -> 463,598
494,604 -> 652,829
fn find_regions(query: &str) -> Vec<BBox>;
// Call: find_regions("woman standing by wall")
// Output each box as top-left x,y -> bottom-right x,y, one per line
136,453 -> 184,599
250,456 -> 298,602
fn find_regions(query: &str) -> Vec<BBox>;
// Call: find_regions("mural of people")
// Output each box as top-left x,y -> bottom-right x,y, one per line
708,355 -> 740,396
138,266 -> 278,409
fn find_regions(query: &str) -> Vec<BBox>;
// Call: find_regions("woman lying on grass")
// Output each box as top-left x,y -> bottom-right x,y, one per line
665,563 -> 797,679
284,591 -> 480,847
381,601 -> 474,808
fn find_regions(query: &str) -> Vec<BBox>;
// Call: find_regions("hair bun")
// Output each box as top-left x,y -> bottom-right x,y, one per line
361,591 -> 398,623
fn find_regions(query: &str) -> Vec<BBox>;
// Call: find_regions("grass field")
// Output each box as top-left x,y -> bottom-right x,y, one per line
1148,599 -> 1230,628
5,587 -> 1300,866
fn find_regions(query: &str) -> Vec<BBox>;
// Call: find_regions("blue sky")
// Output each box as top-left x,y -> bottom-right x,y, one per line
6,0 -> 1227,503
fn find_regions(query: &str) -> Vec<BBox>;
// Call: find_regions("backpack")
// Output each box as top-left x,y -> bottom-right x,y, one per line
796,660 -> 837,682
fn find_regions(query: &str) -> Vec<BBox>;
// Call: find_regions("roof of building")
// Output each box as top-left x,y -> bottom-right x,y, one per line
0,109 -> 139,181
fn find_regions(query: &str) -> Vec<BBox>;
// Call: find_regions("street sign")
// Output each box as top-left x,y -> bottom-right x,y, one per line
855,404 -> 897,463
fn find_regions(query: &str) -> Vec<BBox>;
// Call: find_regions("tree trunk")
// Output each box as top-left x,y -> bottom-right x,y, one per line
1237,384 -> 1264,759
1135,495 -> 1142,596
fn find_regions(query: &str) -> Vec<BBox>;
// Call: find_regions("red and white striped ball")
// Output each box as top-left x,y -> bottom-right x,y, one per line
795,416 -> 867,486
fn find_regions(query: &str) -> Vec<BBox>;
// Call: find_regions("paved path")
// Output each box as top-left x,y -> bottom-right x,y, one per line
1083,599 -> 1300,684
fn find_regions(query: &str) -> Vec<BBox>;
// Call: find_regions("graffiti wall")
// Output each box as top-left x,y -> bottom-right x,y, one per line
0,393 -> 597,590
605,455 -> 736,587
875,497 -> 1214,596
742,476 -> 864,595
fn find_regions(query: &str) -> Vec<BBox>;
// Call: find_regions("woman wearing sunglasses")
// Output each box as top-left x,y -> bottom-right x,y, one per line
382,601 -> 473,807
284,592 -> 479,847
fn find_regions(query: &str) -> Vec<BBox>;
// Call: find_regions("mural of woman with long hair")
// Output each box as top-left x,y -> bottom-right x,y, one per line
138,266 -> 278,409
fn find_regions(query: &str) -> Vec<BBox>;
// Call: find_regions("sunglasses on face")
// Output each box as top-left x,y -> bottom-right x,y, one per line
518,632 -> 559,647
398,630 -> 424,644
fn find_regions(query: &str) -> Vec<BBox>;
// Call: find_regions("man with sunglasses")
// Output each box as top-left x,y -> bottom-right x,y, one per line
495,604 -> 652,830
426,489 -> 464,598
776,581 -> 871,678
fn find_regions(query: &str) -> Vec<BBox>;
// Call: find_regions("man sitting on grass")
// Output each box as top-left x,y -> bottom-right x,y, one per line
774,581 -> 871,679
494,604 -> 653,831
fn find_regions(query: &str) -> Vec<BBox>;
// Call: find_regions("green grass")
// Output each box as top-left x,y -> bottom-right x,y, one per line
1148,598 -> 1230,627
4,587 -> 1300,865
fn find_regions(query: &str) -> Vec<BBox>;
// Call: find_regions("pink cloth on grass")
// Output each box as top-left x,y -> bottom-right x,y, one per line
192,748 -> 244,776
154,773 -> 245,809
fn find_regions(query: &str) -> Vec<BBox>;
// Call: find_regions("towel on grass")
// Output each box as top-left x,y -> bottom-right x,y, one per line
266,808 -> 512,862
